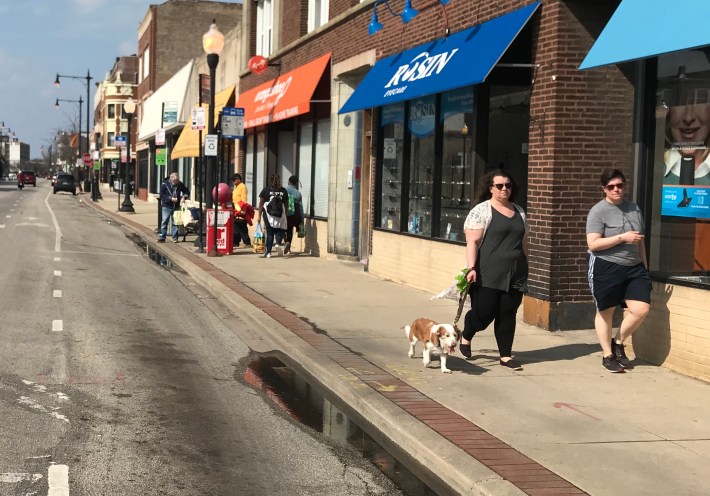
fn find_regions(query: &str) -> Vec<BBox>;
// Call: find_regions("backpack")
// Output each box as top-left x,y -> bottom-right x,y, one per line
287,193 -> 296,216
266,192 -> 284,217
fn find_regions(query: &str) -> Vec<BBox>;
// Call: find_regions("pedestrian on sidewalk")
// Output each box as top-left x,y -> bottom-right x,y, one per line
256,174 -> 288,258
459,169 -> 528,370
232,173 -> 252,248
158,172 -> 190,243
284,175 -> 304,255
586,169 -> 651,373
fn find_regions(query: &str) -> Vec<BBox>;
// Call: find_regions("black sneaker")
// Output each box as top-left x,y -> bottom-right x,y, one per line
602,354 -> 625,373
611,340 -> 634,369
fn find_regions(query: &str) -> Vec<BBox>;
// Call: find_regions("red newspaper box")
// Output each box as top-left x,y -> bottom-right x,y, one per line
206,208 -> 234,254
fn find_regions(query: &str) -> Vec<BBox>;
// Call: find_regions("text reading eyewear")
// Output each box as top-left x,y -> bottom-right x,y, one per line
605,183 -> 625,191
493,182 -> 513,190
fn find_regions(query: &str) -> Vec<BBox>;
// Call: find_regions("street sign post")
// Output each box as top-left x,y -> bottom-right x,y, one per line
221,107 -> 244,140
204,134 -> 218,156
82,153 -> 92,165
191,107 -> 206,130
115,136 -> 126,148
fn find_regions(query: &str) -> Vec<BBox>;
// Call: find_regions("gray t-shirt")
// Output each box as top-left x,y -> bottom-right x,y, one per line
586,199 -> 644,266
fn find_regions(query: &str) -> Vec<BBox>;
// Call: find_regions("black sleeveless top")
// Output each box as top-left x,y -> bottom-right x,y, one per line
476,208 -> 528,292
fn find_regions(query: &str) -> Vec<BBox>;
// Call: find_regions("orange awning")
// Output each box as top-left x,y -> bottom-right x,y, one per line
171,85 -> 235,159
237,53 -> 330,129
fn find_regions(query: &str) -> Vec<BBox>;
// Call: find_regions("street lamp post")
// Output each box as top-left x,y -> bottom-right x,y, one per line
203,20 -> 225,257
55,70 -> 94,199
55,96 -> 83,177
120,98 -> 136,213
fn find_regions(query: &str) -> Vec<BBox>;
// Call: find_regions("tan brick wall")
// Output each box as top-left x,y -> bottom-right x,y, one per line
368,230 -> 466,295
631,282 -> 710,382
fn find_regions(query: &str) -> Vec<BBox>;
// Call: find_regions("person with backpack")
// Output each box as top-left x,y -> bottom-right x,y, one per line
256,174 -> 288,258
284,175 -> 304,255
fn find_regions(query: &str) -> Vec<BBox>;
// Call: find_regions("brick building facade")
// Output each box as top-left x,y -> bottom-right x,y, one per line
233,0 -> 709,381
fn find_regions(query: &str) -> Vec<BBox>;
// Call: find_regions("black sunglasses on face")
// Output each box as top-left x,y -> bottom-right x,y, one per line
605,182 -> 625,191
493,182 -> 512,190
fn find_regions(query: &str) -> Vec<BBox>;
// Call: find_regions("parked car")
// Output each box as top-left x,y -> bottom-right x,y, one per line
53,173 -> 76,195
20,170 -> 36,186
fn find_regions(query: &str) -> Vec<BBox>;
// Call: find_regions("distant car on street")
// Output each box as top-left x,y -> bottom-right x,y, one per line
20,170 -> 36,186
53,173 -> 77,195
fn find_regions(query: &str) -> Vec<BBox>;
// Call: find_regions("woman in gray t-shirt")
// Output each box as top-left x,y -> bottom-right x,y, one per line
586,169 -> 651,373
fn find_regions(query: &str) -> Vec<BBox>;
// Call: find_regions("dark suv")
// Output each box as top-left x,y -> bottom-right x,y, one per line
21,170 -> 36,186
53,173 -> 76,195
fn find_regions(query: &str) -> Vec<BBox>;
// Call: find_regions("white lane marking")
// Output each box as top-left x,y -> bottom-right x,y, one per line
48,464 -> 69,495
0,473 -> 42,483
10,208 -> 15,212
54,271 -> 61,277
53,290 -> 62,298
52,320 -> 63,332
4,215 -> 10,218
17,397 -> 69,424
0,224 -> 5,228
21,380 -> 69,401
54,257 -> 60,262
44,191 -> 62,253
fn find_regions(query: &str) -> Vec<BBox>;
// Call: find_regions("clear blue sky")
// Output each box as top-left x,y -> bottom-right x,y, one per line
0,0 -> 240,157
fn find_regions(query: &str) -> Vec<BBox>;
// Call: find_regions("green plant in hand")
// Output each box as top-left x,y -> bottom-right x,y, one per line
455,267 -> 470,294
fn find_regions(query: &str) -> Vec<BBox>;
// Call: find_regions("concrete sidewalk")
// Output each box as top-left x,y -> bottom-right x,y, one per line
86,188 -> 709,496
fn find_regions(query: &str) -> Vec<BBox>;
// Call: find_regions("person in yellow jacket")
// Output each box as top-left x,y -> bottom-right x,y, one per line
232,173 -> 251,248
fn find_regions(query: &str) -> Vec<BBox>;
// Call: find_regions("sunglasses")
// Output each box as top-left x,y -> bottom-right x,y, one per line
493,182 -> 513,190
605,182 -> 625,191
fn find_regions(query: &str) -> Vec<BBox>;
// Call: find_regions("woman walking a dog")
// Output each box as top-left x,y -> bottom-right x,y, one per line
460,169 -> 528,370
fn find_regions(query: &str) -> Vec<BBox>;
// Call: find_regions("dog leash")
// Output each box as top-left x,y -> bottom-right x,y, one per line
453,276 -> 473,334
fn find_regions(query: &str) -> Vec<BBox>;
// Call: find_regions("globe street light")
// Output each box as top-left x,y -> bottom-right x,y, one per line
203,20 -> 225,257
119,98 -> 136,213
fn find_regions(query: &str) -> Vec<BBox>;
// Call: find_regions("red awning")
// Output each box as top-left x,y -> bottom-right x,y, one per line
237,53 -> 331,129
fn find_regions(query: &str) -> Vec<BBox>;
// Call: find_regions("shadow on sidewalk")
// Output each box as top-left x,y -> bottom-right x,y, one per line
514,342 -> 601,363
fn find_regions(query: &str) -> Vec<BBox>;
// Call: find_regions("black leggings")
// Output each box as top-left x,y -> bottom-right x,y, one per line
462,286 -> 523,357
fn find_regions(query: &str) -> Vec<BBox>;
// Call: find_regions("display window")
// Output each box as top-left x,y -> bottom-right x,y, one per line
380,103 -> 404,231
650,49 -> 710,284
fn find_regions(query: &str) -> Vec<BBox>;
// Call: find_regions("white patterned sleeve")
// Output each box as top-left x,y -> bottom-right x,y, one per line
463,204 -> 485,230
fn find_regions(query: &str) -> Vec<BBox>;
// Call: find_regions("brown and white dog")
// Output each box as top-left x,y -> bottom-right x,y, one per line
405,318 -> 460,373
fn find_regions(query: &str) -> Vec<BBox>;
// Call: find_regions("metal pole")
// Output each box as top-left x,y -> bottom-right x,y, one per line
207,52 -> 219,257
195,129 -> 205,253
119,113 -> 135,212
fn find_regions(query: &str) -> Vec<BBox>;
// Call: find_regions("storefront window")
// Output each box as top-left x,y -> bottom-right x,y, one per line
408,95 -> 436,236
650,50 -> 710,284
299,123 -> 313,216
440,87 -> 474,241
380,103 -> 404,231
245,134 -> 255,205
313,118 -> 330,218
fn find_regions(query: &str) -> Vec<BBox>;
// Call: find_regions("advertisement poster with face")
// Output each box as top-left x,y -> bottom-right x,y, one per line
661,68 -> 710,219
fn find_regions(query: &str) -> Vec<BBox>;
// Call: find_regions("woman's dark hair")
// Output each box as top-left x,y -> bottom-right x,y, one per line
288,175 -> 298,187
600,169 -> 626,186
475,168 -> 517,204
269,174 -> 282,189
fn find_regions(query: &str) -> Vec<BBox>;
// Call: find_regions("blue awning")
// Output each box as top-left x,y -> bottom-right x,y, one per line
580,0 -> 710,70
338,2 -> 540,114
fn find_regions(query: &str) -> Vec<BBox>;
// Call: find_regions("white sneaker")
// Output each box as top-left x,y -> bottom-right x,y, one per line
263,253 -> 271,258
275,244 -> 283,256
284,242 -> 291,255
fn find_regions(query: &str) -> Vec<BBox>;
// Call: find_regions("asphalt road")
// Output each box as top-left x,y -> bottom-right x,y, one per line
0,180 -> 403,496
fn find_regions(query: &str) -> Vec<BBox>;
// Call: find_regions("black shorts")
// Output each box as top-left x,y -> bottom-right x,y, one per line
587,253 -> 652,311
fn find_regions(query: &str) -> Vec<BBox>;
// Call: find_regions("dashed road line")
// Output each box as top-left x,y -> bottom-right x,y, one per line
48,464 -> 69,495
53,290 -> 62,298
0,473 -> 42,483
52,321 -> 63,332
54,271 -> 61,277
54,257 -> 60,262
